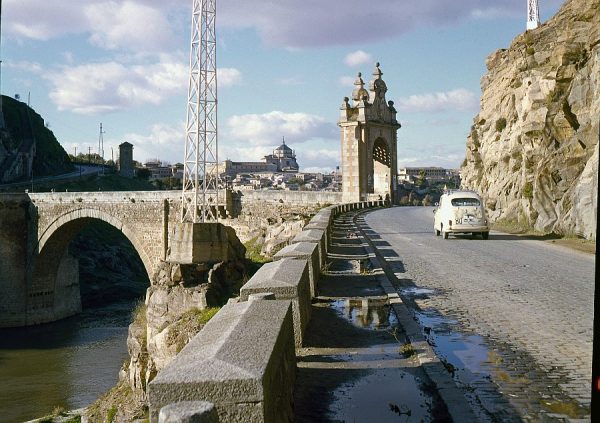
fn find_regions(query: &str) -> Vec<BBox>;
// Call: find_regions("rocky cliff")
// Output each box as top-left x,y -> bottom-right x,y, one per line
0,95 -> 73,182
461,0 -> 599,239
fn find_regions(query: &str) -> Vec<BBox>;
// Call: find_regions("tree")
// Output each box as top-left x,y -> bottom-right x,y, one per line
136,168 -> 151,180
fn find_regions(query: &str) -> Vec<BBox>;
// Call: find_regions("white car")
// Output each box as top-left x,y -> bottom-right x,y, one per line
433,190 -> 489,239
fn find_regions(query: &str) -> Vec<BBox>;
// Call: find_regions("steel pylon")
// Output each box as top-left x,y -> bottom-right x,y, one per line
181,0 -> 219,223
527,0 -> 540,30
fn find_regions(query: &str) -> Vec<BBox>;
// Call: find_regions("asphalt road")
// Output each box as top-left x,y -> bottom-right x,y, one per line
364,206 -> 595,416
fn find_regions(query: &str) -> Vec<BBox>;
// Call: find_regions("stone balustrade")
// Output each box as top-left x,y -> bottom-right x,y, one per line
149,200 -> 386,422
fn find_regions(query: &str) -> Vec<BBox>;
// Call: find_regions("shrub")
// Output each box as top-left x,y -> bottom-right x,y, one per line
495,118 -> 507,132
523,182 -> 533,199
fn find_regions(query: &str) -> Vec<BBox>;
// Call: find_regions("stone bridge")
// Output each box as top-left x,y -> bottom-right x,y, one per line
0,189 -> 342,328
0,190 -> 233,327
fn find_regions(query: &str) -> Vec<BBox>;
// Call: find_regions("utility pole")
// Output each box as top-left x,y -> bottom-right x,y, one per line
98,123 -> 105,175
0,0 -> 5,129
181,0 -> 219,223
527,0 -> 540,30
88,146 -> 92,164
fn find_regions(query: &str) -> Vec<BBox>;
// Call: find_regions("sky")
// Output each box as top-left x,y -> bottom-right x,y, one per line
1,0 -> 564,173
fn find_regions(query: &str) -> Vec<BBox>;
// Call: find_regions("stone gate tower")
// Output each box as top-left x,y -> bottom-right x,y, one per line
339,62 -> 400,203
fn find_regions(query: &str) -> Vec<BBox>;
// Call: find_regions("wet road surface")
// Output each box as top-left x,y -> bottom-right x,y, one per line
294,211 -> 450,422
363,206 -> 594,421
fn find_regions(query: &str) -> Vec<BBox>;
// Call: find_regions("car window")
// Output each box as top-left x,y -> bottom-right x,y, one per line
451,198 -> 480,206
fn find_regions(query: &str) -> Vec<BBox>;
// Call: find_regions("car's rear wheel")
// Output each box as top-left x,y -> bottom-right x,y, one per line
441,224 -> 448,239
435,226 -> 440,236
482,231 -> 489,240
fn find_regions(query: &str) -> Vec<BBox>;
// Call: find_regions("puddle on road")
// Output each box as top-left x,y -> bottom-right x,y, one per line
329,370 -> 438,423
330,299 -> 398,330
413,307 -> 591,420
418,313 -> 490,384
401,286 -> 436,297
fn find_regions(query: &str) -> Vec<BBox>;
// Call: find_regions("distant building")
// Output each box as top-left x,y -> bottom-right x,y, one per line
398,167 -> 459,183
118,142 -> 134,178
221,139 -> 300,179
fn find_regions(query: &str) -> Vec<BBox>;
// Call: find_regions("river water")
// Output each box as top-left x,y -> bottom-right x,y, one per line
0,302 -> 133,423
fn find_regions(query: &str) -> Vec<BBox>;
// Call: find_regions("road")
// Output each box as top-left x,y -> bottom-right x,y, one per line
0,165 -> 102,189
364,206 -> 594,419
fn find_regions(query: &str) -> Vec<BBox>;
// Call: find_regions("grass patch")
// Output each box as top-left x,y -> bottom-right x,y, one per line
495,118 -> 507,132
522,181 -> 533,199
132,300 -> 147,334
399,343 -> 416,358
167,307 -> 220,353
243,236 -> 272,277
106,406 -> 118,423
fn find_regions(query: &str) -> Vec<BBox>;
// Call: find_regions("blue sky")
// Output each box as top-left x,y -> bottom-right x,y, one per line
2,0 -> 563,173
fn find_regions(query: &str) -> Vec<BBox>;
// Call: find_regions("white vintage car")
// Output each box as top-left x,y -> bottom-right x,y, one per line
433,190 -> 489,239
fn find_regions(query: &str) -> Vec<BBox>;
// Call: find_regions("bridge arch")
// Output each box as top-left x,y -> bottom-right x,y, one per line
28,208 -> 154,325
37,208 -> 154,277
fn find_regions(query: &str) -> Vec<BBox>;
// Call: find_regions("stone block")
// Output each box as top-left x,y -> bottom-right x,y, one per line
167,223 -> 234,264
240,259 -> 311,347
273,242 -> 320,298
159,401 -> 218,423
148,300 -> 296,423
291,228 -> 326,269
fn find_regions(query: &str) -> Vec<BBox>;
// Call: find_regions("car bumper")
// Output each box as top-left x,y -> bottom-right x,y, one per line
448,225 -> 489,233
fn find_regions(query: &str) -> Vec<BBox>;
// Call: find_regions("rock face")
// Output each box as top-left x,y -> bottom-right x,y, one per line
225,201 -> 319,255
461,0 -> 599,239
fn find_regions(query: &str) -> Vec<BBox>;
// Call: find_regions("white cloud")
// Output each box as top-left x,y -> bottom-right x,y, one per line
344,50 -> 373,67
395,89 -> 478,113
121,122 -> 185,164
277,76 -> 304,86
397,143 -> 465,168
45,57 -> 188,114
4,0 -> 564,50
85,1 -> 176,53
218,0 -> 564,48
3,0 -> 184,53
338,76 -> 356,87
218,68 -> 243,87
5,60 -> 43,74
225,111 -> 334,146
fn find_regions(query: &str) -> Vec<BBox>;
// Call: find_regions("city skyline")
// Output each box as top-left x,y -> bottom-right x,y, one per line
2,0 -> 563,173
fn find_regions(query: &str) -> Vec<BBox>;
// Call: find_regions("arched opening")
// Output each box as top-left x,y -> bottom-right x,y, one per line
372,138 -> 391,196
29,215 -> 150,324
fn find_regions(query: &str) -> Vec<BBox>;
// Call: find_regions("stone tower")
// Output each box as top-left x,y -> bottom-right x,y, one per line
118,141 -> 134,178
339,63 -> 400,203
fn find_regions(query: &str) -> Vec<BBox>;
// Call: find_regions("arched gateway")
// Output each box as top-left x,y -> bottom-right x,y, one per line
339,63 -> 400,203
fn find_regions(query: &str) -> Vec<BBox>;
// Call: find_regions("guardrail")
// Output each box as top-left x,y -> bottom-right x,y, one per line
147,199 -> 387,422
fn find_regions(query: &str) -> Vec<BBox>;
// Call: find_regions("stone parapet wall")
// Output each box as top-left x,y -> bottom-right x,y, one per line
149,199 -> 387,422
236,190 -> 342,206
240,259 -> 311,347
148,299 -> 296,422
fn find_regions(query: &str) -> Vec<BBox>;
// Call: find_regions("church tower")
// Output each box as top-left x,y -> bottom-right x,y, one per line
339,63 -> 400,203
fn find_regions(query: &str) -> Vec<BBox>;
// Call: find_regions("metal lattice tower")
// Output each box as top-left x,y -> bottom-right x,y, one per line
527,0 -> 540,30
98,123 -> 105,175
181,0 -> 219,223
